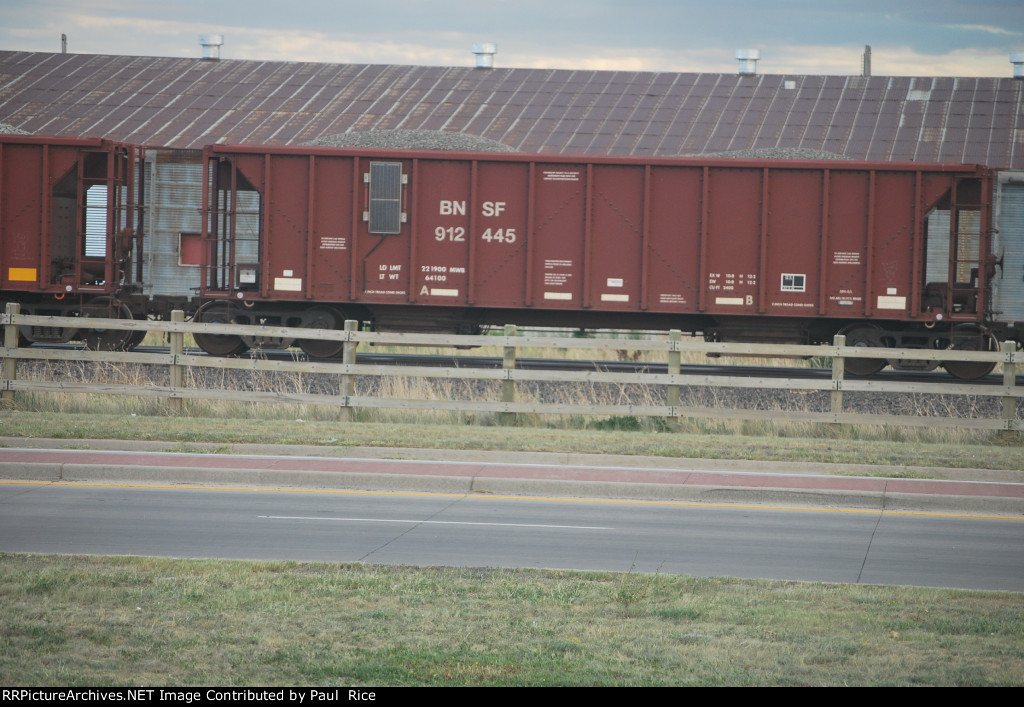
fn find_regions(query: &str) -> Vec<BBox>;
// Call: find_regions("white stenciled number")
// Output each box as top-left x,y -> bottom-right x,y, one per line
480,227 -> 517,244
434,226 -> 465,242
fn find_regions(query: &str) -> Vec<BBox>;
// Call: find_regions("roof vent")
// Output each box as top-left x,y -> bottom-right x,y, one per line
1012,52 -> 1024,79
736,49 -> 759,75
199,34 -> 224,60
472,43 -> 497,69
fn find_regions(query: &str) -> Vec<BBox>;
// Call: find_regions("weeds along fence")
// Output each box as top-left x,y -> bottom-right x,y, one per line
2,304 -> 1022,432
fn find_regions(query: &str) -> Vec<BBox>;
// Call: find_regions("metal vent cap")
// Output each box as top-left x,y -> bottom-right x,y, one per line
736,49 -> 760,75
472,43 -> 497,69
199,34 -> 224,60
1011,52 -> 1024,79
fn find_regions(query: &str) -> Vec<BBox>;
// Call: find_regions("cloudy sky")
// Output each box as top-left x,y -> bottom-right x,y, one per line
1,0 -> 1022,77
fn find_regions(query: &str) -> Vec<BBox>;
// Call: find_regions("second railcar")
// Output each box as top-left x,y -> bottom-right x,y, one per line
0,135 -> 145,349
193,145 -> 1001,377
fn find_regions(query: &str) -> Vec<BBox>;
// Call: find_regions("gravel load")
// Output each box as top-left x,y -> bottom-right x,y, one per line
308,134 -> 850,160
689,147 -> 852,160
0,123 -> 30,134
310,129 -> 517,152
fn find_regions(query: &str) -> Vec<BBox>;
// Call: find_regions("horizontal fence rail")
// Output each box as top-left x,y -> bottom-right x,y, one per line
2,304 -> 1021,432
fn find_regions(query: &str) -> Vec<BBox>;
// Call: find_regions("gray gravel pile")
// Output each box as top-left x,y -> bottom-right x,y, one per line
0,123 -> 30,135
309,130 -> 517,152
689,147 -> 852,160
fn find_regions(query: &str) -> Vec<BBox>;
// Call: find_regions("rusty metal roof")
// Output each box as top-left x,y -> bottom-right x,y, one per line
1,50 -> 1022,167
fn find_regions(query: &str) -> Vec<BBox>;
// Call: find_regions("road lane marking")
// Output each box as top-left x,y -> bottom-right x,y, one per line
258,514 -> 613,530
3,480 -> 1022,521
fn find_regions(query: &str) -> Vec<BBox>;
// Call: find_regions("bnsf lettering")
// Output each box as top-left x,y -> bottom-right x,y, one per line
482,201 -> 506,217
440,200 -> 466,215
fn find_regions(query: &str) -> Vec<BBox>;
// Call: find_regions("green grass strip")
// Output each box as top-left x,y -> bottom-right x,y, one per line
2,555 -> 1021,686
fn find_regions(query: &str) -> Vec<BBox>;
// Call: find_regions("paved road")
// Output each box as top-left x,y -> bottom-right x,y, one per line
1,439 -> 1022,591
1,480 -> 1022,590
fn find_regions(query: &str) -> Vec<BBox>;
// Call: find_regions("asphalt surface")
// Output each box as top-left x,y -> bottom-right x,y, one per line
1,436 -> 1022,517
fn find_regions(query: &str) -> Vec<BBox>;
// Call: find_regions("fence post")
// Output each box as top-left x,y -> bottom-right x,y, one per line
1001,340 -> 1018,441
667,329 -> 681,430
501,323 -> 517,425
168,310 -> 184,413
2,302 -> 20,404
831,334 -> 846,430
340,319 -> 358,422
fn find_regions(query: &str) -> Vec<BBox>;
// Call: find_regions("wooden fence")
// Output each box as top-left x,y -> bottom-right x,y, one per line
2,303 -> 1021,432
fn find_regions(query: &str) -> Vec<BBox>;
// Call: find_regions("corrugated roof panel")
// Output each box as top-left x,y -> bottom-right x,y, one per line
416,114 -> 448,130
779,120 -> 805,140
762,109 -> 789,128
246,115 -> 299,143
623,118 -> 649,136
808,99 -> 839,126
609,106 -> 634,122
563,132 -> 591,150
946,123 -> 970,145
32,113 -> 79,134
820,137 -> 848,155
850,124 -> 877,141
704,135 -> 734,152
964,143 -> 993,166
92,104 -> 141,126
865,140 -> 891,161
822,120 -> 851,144
634,134 -> 662,153
739,111 -> 766,131
938,142 -> 965,162
184,93 -> 220,110
1,51 -> 1022,163
799,123 -> 826,142
891,139 -> 918,157
874,123 -> 898,142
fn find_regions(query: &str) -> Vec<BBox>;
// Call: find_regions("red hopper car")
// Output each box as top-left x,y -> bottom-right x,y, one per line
196,144 -> 999,378
0,135 -> 145,350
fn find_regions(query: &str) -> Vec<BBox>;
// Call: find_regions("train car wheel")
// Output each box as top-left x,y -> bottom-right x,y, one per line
81,299 -> 136,351
942,327 -> 998,380
839,324 -> 887,376
298,306 -> 344,358
127,329 -> 148,348
193,302 -> 249,356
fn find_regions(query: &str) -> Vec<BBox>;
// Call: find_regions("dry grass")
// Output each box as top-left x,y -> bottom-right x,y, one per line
1,409 -> 1020,473
3,336 -> 1020,449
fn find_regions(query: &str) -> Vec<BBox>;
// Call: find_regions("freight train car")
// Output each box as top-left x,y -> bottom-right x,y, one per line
0,135 -> 146,349
3,136 -> 1018,379
193,144 -> 1013,378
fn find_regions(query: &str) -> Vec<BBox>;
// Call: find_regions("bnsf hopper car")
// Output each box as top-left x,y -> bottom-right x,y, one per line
3,135 -> 1023,380
0,136 -> 146,350
194,144 -> 1021,379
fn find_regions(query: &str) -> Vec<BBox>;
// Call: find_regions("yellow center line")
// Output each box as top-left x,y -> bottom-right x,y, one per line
2,479 -> 1021,521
